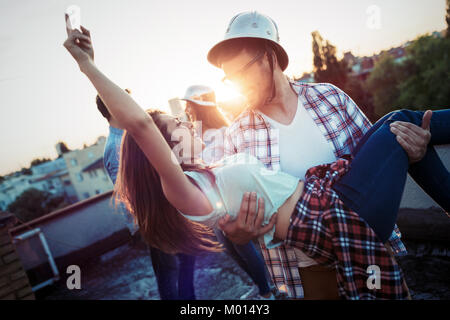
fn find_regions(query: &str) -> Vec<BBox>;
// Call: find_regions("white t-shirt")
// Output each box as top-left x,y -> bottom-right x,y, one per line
261,100 -> 337,267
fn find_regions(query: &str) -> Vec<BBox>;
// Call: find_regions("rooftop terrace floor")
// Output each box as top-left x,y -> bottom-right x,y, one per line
37,239 -> 450,300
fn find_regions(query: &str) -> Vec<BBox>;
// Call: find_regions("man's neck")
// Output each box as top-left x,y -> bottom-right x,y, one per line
256,74 -> 298,125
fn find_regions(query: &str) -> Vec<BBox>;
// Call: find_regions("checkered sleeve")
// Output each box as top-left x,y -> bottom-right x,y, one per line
333,84 -> 372,148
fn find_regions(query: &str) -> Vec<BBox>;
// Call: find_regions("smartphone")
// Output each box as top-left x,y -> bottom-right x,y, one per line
65,5 -> 81,31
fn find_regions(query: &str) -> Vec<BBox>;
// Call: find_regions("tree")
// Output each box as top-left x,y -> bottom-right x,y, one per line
30,158 -> 51,167
7,188 -> 68,222
344,76 -> 375,122
366,54 -> 405,117
310,32 -> 375,121
367,35 -> 450,118
396,35 -> 450,109
311,31 -> 348,90
446,0 -> 450,38
56,141 -> 71,156
20,167 -> 33,175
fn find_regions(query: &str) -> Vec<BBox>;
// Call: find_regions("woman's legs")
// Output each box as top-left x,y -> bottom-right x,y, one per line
333,109 -> 450,242
150,247 -> 179,300
177,253 -> 196,300
214,228 -> 252,275
214,229 -> 271,296
352,109 -> 450,215
150,249 -> 197,300
230,241 -> 272,296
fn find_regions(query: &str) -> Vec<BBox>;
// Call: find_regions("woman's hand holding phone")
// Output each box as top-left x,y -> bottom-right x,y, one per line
63,14 -> 95,71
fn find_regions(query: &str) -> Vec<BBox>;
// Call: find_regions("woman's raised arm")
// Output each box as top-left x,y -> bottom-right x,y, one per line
62,22 -> 211,215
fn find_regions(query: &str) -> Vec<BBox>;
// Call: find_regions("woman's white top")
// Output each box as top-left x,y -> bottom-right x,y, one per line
178,153 -> 300,248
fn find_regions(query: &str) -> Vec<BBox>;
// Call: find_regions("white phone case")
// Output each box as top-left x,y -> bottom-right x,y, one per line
65,5 -> 81,31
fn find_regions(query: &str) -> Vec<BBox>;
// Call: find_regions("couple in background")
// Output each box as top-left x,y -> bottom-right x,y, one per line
64,11 -> 448,299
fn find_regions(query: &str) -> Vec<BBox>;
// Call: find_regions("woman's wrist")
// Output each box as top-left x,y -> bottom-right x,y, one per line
79,58 -> 95,74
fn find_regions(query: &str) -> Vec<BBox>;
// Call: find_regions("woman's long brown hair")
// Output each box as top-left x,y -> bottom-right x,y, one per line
113,109 -> 222,255
187,101 -> 230,133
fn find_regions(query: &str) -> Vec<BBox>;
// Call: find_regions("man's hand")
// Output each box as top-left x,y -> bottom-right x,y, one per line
218,192 -> 277,245
390,110 -> 432,164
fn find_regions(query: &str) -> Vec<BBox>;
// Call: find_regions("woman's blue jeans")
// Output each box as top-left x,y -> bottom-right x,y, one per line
150,248 -> 196,300
214,229 -> 271,296
333,109 -> 450,242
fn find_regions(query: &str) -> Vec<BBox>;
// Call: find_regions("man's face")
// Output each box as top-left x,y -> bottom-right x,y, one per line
221,48 -> 272,109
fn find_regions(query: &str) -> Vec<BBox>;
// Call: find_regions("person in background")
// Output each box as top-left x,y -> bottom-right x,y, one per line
98,92 -> 197,300
181,85 -> 274,300
181,85 -> 229,164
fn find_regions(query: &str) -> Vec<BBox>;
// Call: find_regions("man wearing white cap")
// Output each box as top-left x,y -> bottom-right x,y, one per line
208,11 -> 428,299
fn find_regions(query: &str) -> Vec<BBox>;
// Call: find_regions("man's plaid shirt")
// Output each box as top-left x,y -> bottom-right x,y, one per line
222,81 -> 407,298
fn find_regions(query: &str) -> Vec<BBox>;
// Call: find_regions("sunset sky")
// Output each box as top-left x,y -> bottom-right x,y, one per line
0,0 -> 447,175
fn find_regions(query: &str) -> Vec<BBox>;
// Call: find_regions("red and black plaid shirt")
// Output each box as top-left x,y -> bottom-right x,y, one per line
286,158 -> 408,299
223,81 -> 407,298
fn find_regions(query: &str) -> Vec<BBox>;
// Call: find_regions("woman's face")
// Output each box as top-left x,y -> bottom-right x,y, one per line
157,114 -> 205,163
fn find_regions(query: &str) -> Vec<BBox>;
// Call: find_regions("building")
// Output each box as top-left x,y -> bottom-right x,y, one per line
0,157 -> 80,211
80,157 -> 112,199
28,157 -> 78,203
62,137 -> 113,201
0,136 -> 111,211
343,43 -> 409,82
29,169 -> 78,204
0,174 -> 34,211
31,158 -> 67,176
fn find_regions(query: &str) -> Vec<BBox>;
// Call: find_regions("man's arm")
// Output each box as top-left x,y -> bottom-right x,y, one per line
218,192 -> 276,245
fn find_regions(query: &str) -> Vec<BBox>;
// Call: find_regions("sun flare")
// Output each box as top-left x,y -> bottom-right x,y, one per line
212,80 -> 242,103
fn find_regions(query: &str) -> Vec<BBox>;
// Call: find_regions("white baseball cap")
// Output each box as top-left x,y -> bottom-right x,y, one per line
180,85 -> 217,107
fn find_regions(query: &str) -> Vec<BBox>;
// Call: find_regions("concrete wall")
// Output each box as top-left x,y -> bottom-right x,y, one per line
400,145 -> 450,209
10,193 -> 130,271
0,219 -> 35,300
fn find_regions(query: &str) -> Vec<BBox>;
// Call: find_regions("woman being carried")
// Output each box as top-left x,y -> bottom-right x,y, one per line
63,24 -> 450,299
